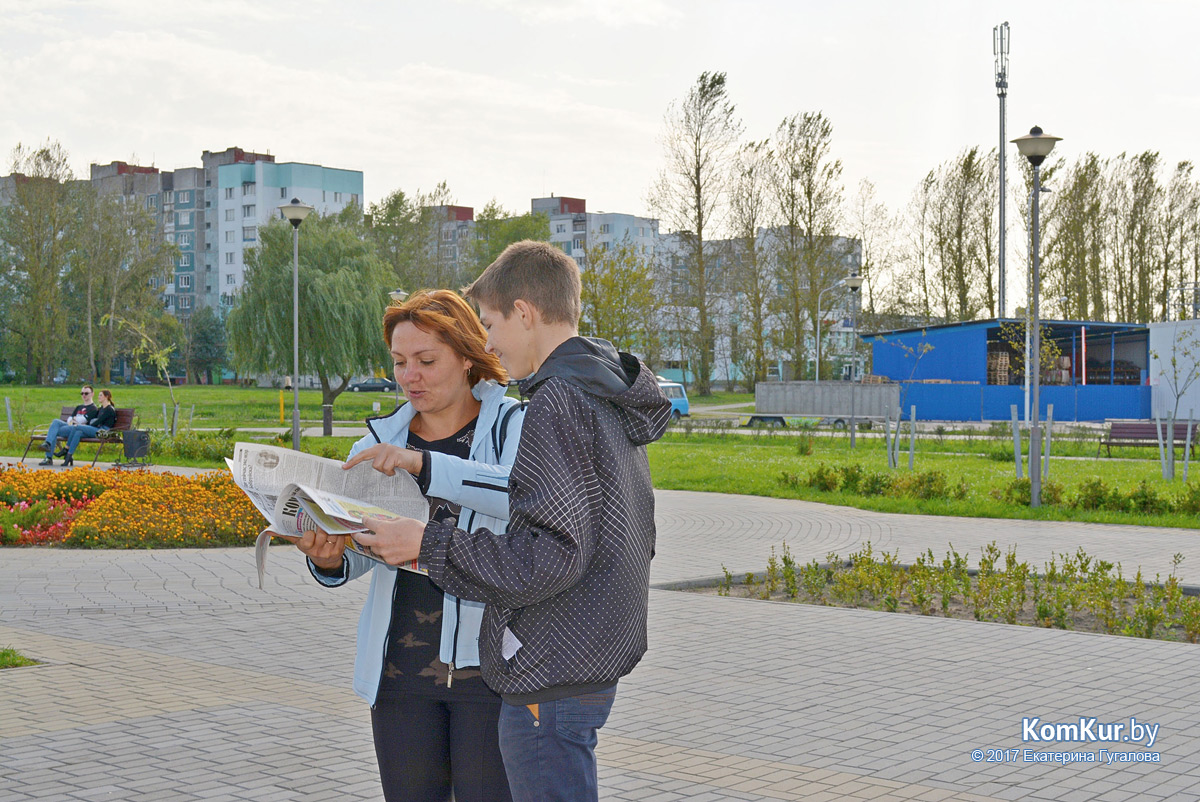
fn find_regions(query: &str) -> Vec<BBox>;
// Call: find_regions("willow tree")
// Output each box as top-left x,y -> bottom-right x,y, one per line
227,206 -> 392,435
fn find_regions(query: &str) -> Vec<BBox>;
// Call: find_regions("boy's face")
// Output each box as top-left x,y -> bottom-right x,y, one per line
478,301 -> 537,380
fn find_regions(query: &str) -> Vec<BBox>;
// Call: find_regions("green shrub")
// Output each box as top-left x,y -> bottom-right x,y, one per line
1174,482 -> 1200,514
1124,480 -> 1169,515
859,471 -> 893,497
795,435 -> 814,456
838,463 -> 866,493
806,463 -> 840,492
893,470 -> 950,500
1073,477 -> 1115,510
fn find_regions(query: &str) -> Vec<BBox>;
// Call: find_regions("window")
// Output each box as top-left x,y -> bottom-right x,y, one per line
280,187 -> 287,198
351,194 -> 359,206
178,233 -> 192,248
242,226 -> 256,242
179,254 -> 192,268
334,192 -> 343,203
226,274 -> 236,285
224,187 -> 234,200
225,252 -> 234,265
150,277 -> 159,289
164,191 -> 174,204
225,209 -> 235,222
177,274 -> 192,290
555,224 -> 566,233
242,182 -> 255,196
322,191 -> 327,202
225,230 -> 234,243
178,212 -> 192,227
146,195 -> 158,210
242,204 -> 255,217
178,296 -> 193,311
600,224 -> 611,234
177,190 -> 191,204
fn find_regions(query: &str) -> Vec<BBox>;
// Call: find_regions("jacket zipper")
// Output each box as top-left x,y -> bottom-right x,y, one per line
370,570 -> 400,711
448,506 -> 476,690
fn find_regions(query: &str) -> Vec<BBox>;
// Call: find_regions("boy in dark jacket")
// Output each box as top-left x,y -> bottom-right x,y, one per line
358,240 -> 672,802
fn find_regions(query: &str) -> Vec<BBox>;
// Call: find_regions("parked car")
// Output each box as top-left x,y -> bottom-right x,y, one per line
131,374 -> 152,385
657,380 -> 689,420
349,377 -> 399,393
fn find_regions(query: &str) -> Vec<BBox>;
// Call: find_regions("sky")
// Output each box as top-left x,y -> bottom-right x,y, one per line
3,0 -> 1200,227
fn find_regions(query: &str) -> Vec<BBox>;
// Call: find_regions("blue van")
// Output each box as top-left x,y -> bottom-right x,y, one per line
656,379 -> 689,420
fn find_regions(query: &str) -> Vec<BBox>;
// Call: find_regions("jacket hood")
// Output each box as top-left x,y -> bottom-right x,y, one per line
519,337 -> 670,446
364,379 -> 510,448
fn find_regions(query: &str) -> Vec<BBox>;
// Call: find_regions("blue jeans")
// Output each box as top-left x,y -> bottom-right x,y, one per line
498,684 -> 616,802
42,419 -> 71,450
64,425 -> 101,456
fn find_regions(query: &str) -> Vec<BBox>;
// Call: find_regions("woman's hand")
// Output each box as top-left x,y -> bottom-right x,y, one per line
353,516 -> 426,566
343,444 -> 423,477
296,528 -> 347,571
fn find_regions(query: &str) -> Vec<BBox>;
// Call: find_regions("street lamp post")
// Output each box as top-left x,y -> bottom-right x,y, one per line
847,273 -> 864,448
1012,126 -> 1061,508
279,198 -> 314,451
815,273 -> 863,385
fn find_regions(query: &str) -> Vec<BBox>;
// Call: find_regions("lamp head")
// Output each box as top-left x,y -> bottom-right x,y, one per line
1011,126 -> 1061,167
845,273 -> 864,293
388,288 -> 409,304
279,197 -> 315,228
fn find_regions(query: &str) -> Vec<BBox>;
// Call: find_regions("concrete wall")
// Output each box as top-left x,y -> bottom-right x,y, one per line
756,381 -> 900,417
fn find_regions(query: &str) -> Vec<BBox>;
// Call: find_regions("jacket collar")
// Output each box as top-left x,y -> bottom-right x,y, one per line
364,380 -> 509,457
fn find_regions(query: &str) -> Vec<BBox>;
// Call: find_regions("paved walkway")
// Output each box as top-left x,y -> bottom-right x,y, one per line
3,490 -> 1200,801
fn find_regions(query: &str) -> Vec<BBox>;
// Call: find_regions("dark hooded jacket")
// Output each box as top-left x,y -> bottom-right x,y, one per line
421,337 -> 672,703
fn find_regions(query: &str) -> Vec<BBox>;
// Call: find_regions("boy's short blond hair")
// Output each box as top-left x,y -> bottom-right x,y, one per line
463,240 -> 581,326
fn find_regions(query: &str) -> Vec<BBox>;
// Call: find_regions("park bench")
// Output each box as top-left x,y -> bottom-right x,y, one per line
21,407 -> 139,467
1097,420 -> 1197,458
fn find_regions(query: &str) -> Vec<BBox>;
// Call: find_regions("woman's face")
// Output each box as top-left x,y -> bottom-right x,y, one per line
390,321 -> 473,416
99,392 -> 112,406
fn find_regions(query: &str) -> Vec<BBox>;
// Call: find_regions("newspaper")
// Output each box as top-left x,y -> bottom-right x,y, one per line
225,442 -> 428,588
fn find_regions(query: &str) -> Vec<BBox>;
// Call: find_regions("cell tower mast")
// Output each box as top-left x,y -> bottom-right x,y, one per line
994,21 -> 1010,318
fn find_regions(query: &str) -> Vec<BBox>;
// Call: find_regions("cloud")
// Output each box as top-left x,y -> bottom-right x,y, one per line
470,0 -> 683,27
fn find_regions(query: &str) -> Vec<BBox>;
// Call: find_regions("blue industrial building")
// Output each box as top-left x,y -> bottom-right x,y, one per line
867,319 -> 1151,422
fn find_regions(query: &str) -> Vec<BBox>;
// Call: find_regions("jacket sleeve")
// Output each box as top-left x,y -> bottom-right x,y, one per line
424,403 -> 523,520
307,547 -> 376,586
421,380 -> 598,609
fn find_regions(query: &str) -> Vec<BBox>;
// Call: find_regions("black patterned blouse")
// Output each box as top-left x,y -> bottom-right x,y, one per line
375,417 -> 498,703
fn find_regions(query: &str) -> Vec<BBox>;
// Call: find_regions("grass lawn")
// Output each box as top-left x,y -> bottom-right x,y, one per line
688,391 -> 754,407
0,384 -> 404,432
647,430 -> 1200,529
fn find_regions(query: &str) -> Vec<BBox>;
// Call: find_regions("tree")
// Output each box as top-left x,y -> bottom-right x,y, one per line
107,311 -> 186,435
580,237 -> 662,367
770,111 -> 847,380
366,181 -> 458,291
470,200 -> 550,276
1044,153 -> 1106,320
227,206 -> 393,435
728,140 -> 776,391
183,306 -> 226,384
67,186 -> 176,383
0,140 -> 78,383
849,178 -> 894,319
650,71 -> 742,394
930,147 -> 987,322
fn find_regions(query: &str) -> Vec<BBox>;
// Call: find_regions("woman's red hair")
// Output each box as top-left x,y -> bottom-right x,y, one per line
383,289 -> 507,386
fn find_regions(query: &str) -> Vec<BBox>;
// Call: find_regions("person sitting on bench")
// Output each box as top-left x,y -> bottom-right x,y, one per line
40,389 -> 117,467
40,386 -> 97,462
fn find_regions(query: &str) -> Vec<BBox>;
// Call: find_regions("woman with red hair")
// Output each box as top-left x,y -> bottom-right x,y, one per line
298,289 -> 523,802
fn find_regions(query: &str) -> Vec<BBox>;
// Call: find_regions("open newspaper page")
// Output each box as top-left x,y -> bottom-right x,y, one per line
226,443 -> 428,588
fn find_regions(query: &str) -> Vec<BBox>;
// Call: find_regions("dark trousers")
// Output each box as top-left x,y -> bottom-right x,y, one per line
371,695 -> 512,802
497,684 -> 617,802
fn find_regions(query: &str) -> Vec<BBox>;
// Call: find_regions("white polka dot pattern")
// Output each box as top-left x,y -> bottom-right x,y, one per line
422,358 -> 672,699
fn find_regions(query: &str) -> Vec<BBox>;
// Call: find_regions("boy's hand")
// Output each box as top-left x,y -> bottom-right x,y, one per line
343,444 -> 423,477
297,528 -> 346,570
355,516 -> 426,565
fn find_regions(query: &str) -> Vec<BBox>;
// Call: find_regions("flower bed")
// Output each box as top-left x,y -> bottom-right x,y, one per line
0,465 -> 266,548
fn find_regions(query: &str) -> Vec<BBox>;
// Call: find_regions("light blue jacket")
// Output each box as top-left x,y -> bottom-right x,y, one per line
309,380 -> 523,705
